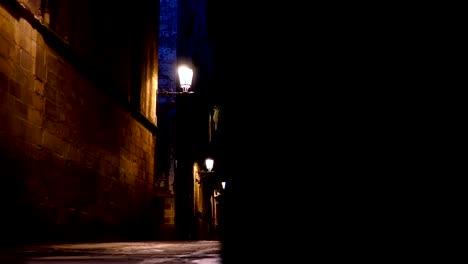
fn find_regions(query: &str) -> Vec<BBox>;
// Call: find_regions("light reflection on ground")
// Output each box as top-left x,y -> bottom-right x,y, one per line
18,240 -> 221,264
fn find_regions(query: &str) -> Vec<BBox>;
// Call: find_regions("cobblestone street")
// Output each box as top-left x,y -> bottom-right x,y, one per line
8,240 -> 221,264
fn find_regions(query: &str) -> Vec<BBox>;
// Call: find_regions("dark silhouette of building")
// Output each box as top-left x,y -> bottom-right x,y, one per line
203,2 -> 421,264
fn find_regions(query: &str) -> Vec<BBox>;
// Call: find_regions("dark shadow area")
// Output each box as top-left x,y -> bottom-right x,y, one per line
0,155 -> 28,263
205,3 -> 418,264
0,1 -> 426,263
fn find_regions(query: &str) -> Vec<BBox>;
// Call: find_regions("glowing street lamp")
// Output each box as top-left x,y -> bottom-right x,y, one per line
158,65 -> 194,95
178,65 -> 193,93
205,158 -> 214,172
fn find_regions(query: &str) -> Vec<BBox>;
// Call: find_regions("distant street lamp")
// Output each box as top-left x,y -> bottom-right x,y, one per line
205,158 -> 214,172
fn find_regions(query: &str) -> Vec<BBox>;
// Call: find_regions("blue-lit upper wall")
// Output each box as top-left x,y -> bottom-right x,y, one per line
158,0 -> 178,98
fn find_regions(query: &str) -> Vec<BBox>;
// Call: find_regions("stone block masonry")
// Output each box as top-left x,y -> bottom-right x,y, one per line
0,3 -> 157,244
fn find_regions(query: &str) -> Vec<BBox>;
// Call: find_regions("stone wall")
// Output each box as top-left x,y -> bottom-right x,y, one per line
155,0 -> 179,239
0,1 -> 158,243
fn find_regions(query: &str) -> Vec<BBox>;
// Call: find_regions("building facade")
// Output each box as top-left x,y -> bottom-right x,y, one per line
1,0 -> 161,244
155,0 -> 179,240
157,0 -> 219,240
1,0 -> 221,244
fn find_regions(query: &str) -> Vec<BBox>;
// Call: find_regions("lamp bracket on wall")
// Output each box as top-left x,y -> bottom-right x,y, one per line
198,170 -> 215,174
158,90 -> 194,95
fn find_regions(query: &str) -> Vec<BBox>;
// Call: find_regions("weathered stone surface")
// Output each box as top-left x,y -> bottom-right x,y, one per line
0,2 -> 159,244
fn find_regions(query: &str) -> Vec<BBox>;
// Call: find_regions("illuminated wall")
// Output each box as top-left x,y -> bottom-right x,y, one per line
0,0 -> 160,243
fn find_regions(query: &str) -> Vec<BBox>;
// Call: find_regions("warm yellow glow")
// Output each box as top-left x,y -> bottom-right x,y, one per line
178,65 -> 193,92
142,73 -> 157,124
150,74 -> 157,122
205,158 -> 214,172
